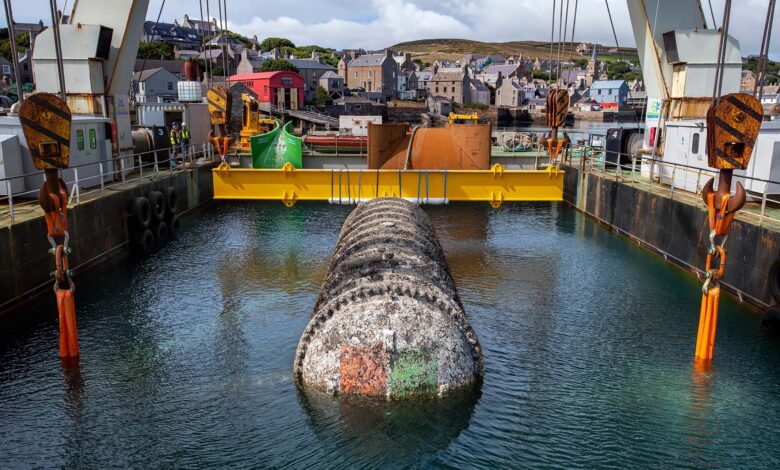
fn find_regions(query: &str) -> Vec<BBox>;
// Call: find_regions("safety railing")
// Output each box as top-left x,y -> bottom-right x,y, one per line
566,145 -> 780,228
0,138 -> 220,227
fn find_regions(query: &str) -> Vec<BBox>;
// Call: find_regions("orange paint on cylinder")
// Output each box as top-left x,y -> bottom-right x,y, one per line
370,123 -> 492,170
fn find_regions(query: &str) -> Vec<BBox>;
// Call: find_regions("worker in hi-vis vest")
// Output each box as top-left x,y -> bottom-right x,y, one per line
169,122 -> 191,168
180,122 -> 191,164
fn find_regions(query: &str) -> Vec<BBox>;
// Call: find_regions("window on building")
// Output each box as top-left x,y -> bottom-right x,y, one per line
444,87 -> 448,92
691,133 -> 700,154
23,63 -> 28,71
167,82 -> 173,90
2,64 -> 10,74
264,85 -> 269,94
598,89 -> 602,95
368,70 -> 373,77
435,87 -> 439,93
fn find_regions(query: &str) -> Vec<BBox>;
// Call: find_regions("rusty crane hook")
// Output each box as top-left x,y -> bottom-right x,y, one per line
700,170 -> 746,213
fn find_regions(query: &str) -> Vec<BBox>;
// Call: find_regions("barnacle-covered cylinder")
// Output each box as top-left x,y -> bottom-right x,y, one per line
294,198 -> 483,398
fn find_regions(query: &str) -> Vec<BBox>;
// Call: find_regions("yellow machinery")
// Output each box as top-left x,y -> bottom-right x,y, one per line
239,94 -> 277,152
448,112 -> 479,124
213,163 -> 564,208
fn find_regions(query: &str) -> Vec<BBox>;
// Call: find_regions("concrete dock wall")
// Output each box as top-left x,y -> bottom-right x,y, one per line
563,165 -> 780,308
0,165 -> 215,310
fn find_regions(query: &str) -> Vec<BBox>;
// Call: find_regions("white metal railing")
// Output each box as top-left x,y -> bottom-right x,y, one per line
0,138 -> 221,226
567,146 -> 780,228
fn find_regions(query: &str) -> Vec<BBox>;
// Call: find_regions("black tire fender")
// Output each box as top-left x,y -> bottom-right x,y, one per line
769,259 -> 780,303
129,196 -> 151,229
132,228 -> 154,256
762,306 -> 780,333
154,221 -> 169,247
162,186 -> 178,214
147,190 -> 166,221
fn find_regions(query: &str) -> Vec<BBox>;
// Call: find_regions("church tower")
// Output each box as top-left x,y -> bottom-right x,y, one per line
586,46 -> 601,86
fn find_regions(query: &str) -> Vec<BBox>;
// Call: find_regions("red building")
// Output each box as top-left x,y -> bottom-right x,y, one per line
229,71 -> 305,110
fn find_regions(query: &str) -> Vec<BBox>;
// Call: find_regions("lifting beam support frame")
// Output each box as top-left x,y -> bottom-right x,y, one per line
212,164 -> 564,208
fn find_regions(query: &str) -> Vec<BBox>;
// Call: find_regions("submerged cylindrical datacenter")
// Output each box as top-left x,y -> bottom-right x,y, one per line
294,198 -> 483,398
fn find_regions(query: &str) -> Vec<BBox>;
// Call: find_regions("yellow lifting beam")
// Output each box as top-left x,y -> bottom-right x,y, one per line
212,164 -> 564,208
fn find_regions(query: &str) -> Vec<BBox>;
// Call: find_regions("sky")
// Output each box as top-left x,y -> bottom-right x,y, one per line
1,0 -> 778,58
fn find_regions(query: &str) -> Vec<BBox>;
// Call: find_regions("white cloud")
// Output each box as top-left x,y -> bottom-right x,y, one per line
0,0 -> 777,58
227,0 -> 470,50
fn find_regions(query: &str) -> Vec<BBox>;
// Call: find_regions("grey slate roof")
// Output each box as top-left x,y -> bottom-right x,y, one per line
287,59 -> 336,71
320,71 -> 341,79
348,54 -> 388,67
483,64 -> 520,76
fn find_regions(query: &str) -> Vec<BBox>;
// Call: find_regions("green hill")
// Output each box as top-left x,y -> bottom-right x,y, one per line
388,38 -> 637,65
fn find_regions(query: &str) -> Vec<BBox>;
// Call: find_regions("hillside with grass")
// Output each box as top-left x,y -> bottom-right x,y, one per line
388,38 -> 638,65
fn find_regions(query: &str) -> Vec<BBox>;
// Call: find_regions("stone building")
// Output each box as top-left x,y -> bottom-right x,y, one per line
495,77 -> 525,107
343,49 -> 398,99
469,79 -> 490,105
393,52 -> 416,72
427,65 -> 471,104
319,71 -> 344,98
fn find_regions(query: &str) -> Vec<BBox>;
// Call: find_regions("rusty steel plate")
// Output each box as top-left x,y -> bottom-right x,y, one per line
18,93 -> 72,170
339,345 -> 388,396
706,93 -> 763,170
545,89 -> 569,128
207,86 -> 232,125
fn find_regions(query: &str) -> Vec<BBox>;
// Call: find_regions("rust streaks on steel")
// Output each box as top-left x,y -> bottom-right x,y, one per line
18,93 -> 72,170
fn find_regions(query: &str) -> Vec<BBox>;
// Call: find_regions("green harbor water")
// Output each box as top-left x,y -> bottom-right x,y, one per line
2,201 -> 779,468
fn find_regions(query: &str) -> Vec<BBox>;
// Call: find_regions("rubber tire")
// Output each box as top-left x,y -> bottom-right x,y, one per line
132,228 -> 154,257
768,259 -> 780,303
162,186 -> 178,215
154,221 -> 169,247
165,213 -> 179,238
147,190 -> 166,221
762,306 -> 780,334
129,197 -> 152,229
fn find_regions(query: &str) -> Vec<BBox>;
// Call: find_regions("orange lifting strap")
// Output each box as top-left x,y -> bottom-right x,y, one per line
695,193 -> 732,361
54,243 -> 78,358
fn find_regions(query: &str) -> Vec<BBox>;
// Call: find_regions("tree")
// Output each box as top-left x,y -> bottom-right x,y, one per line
137,42 -> 175,60
0,29 -> 26,62
607,62 -> 635,80
261,59 -> 299,73
259,37 -> 295,52
204,31 -> 253,48
314,86 -> 330,106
